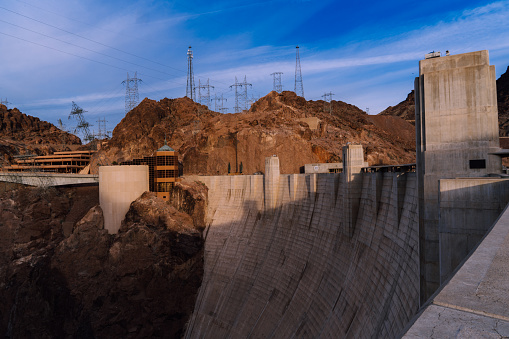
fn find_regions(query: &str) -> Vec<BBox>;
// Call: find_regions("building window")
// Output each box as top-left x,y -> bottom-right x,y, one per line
469,159 -> 486,169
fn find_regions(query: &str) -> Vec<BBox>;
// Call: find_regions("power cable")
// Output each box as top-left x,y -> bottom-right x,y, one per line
0,18 -> 184,79
0,5 -> 187,75
0,5 -> 235,92
0,30 -> 184,84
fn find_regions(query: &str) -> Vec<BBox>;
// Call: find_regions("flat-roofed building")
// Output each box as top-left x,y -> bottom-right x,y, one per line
2,150 -> 95,174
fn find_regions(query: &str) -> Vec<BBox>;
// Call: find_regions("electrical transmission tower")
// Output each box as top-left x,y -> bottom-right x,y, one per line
230,77 -> 242,113
1,98 -> 10,107
214,93 -> 228,113
69,102 -> 94,143
294,46 -> 304,98
122,72 -> 142,114
271,72 -> 283,93
186,46 -> 195,100
57,119 -> 68,147
195,78 -> 214,108
321,92 -> 334,114
96,118 -> 110,139
240,76 -> 253,110
230,76 -> 253,113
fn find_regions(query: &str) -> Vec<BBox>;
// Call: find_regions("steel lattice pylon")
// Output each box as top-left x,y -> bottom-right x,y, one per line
186,46 -> 195,100
271,72 -> 283,93
294,46 -> 304,98
122,72 -> 142,114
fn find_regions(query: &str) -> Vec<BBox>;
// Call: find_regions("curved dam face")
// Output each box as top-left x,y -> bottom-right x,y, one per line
186,167 -> 419,338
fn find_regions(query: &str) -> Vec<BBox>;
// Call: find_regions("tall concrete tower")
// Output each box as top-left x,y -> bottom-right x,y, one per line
415,50 -> 501,303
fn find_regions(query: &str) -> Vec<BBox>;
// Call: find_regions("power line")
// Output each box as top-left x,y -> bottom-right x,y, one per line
0,7 -> 247,101
0,6 -> 187,75
12,0 -> 164,46
0,5 -> 235,91
0,18 -> 183,79
0,30 -> 174,84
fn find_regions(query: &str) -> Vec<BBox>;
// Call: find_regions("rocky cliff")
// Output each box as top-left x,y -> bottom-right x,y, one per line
93,91 -> 415,174
0,104 -> 81,167
379,90 -> 415,122
497,66 -> 509,136
0,181 -> 206,337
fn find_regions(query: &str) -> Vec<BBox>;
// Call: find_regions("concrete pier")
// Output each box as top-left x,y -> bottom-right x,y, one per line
99,165 -> 149,233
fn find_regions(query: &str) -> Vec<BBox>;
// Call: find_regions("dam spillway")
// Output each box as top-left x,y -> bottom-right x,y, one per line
185,162 -> 420,338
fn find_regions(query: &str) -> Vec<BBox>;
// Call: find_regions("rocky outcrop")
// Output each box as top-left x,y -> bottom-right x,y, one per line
94,91 -> 416,174
381,66 -> 509,137
0,181 -> 207,337
378,90 -> 415,122
0,104 -> 81,167
497,66 -> 509,136
0,104 -> 80,145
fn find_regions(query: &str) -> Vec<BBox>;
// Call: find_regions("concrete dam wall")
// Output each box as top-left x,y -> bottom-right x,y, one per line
185,162 -> 420,338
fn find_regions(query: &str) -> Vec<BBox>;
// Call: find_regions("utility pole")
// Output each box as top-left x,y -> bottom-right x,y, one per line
270,72 -> 283,93
214,93 -> 228,113
294,46 -> 304,98
322,92 -> 334,114
122,72 -> 142,114
186,46 -> 195,100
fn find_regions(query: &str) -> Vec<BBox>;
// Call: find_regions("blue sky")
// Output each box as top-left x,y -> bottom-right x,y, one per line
1,0 -> 509,138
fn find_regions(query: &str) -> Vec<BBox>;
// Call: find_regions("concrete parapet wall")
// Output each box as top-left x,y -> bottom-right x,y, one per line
0,172 -> 99,187
99,165 -> 149,234
403,201 -> 509,338
439,178 -> 509,283
186,171 -> 419,338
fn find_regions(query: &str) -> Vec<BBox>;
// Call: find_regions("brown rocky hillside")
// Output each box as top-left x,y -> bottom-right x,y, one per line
0,104 -> 81,167
380,66 -> 509,137
497,66 -> 509,136
93,91 -> 415,174
379,90 -> 415,122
